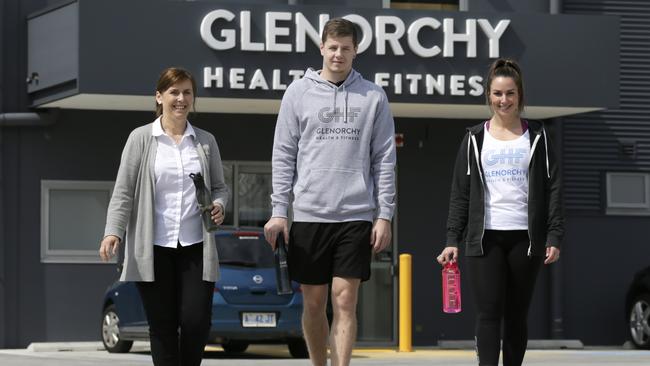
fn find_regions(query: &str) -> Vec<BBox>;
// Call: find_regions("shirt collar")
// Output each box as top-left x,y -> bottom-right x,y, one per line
152,116 -> 196,139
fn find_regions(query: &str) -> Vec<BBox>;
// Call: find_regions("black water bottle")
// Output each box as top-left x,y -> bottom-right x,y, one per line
275,233 -> 293,295
189,172 -> 219,233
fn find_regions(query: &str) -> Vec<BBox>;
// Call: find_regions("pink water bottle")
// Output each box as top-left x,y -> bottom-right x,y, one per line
442,261 -> 462,313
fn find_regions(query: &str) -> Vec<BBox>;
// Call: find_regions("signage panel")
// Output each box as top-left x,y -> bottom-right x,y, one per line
29,0 -> 619,116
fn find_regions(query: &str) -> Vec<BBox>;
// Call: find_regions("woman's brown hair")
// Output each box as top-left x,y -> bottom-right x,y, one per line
155,67 -> 197,117
485,58 -> 525,113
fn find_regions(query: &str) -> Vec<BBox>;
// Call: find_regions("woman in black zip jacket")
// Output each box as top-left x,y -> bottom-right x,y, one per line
436,58 -> 564,366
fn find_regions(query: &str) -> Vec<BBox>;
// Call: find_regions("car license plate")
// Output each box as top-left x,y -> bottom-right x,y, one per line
242,312 -> 276,328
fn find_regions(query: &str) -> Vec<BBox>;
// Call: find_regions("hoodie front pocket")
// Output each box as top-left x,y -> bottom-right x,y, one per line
296,168 -> 369,212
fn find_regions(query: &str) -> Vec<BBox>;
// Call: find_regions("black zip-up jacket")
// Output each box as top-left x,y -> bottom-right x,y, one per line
446,120 -> 564,256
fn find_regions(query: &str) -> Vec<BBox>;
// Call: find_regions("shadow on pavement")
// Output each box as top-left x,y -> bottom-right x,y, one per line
202,350 -> 288,359
129,345 -> 370,360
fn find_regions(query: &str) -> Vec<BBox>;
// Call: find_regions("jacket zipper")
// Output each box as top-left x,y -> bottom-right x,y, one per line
527,132 -> 542,257
470,133 -> 486,255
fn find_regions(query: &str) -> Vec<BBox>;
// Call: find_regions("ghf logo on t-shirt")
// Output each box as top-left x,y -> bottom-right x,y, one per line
483,148 -> 528,182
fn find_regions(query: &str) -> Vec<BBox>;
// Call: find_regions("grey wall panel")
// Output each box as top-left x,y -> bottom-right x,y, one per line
563,1 -> 650,212
190,113 -> 277,162
562,215 -> 650,344
394,118 -> 467,344
43,265 -> 120,341
561,0 -> 650,346
2,0 -> 51,348
27,2 -> 79,93
1,129 -> 21,348
0,0 -> 4,112
8,109 -> 145,346
0,0 -> 4,349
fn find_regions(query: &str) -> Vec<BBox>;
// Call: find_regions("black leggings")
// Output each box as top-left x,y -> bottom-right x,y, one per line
136,243 -> 215,366
466,230 -> 543,366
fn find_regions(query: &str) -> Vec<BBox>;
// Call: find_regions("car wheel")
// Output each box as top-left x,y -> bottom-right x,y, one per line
221,340 -> 249,353
628,293 -> 650,349
101,304 -> 133,353
287,338 -> 309,358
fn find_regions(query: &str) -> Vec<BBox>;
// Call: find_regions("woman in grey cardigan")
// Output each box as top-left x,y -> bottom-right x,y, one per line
99,67 -> 229,366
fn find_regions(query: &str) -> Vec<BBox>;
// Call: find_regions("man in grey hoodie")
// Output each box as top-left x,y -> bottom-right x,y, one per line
264,18 -> 396,366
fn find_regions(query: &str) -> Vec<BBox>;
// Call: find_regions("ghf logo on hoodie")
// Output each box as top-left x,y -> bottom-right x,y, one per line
317,107 -> 361,123
315,106 -> 362,141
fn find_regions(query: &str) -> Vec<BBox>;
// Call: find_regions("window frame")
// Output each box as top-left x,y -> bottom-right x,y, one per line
40,180 -> 115,263
605,172 -> 650,216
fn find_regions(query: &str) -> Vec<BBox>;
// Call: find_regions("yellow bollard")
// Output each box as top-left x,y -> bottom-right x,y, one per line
399,254 -> 412,352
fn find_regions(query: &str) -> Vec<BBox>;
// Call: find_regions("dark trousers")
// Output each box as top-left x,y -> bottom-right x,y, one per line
136,243 -> 214,366
466,230 -> 543,366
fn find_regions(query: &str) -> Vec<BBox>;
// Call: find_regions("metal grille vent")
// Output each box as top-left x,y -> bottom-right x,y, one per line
619,139 -> 637,159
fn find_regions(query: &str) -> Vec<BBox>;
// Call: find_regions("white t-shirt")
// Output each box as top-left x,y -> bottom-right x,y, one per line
481,124 -> 530,230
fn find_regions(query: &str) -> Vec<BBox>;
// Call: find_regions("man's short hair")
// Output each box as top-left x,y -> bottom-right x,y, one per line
321,18 -> 358,47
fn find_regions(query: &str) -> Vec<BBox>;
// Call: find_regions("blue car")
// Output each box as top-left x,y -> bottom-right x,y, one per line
100,229 -> 308,358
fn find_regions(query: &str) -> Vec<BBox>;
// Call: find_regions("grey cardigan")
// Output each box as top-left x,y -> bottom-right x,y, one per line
104,121 -> 229,282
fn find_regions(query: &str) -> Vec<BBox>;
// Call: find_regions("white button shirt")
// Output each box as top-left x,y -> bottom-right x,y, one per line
152,118 -> 204,247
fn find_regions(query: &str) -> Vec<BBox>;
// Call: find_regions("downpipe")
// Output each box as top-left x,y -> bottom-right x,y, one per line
0,111 -> 56,127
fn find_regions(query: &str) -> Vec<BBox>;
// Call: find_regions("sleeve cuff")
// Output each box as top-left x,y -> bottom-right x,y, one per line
546,235 -> 562,249
103,229 -> 124,243
378,207 -> 393,221
445,235 -> 460,247
272,204 -> 289,218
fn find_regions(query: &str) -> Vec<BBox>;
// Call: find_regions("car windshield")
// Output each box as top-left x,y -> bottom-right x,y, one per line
216,233 -> 275,268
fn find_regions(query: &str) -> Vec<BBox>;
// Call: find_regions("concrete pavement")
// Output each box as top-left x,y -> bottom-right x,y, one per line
1,343 -> 650,365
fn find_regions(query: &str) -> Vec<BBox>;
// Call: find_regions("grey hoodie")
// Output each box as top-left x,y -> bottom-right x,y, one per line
271,68 -> 396,223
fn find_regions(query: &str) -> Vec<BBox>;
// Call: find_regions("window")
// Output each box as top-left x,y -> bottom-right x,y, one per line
41,180 -> 114,263
606,172 -> 650,216
221,161 -> 272,228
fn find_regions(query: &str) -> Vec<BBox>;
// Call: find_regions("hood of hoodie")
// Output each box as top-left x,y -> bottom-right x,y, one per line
302,68 -> 363,123
466,119 -> 545,136
303,67 -> 362,87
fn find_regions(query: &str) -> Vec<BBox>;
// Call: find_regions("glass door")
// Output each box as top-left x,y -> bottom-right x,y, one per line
357,165 -> 399,345
221,161 -> 272,228
357,250 -> 395,344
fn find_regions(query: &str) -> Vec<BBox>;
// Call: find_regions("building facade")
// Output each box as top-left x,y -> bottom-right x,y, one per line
1,0 -> 643,349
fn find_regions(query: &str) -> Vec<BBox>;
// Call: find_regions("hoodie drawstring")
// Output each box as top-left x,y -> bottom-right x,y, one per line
466,134 -> 471,175
470,134 -> 484,184
343,85 -> 349,123
542,127 -> 550,178
333,84 -> 349,123
332,85 -> 350,123
332,87 -> 338,119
